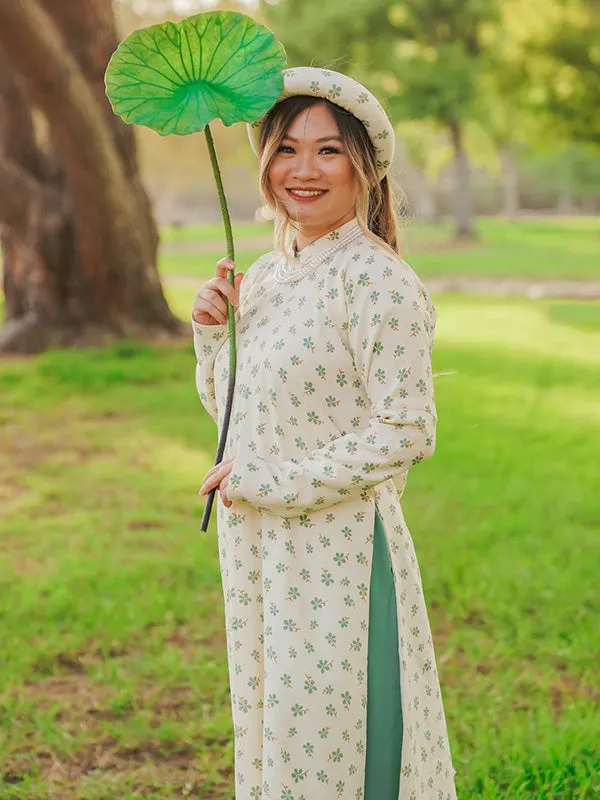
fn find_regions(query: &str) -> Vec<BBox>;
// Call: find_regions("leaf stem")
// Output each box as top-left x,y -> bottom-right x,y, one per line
201,123 -> 237,532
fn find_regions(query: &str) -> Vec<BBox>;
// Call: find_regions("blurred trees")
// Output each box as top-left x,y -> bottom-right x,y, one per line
261,0 -> 600,233
262,0 -> 500,237
0,0 -> 182,354
529,0 -> 600,147
381,0 -> 501,238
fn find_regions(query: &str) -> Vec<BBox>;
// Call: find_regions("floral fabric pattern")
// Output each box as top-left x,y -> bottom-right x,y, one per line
193,218 -> 456,800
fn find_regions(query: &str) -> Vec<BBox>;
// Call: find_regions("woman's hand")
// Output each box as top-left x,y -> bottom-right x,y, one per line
192,258 -> 244,326
199,457 -> 235,508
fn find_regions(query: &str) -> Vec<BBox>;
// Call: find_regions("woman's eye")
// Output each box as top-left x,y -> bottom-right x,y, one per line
276,145 -> 341,154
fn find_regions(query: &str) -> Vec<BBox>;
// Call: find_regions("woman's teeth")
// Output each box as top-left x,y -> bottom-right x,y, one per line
288,189 -> 326,197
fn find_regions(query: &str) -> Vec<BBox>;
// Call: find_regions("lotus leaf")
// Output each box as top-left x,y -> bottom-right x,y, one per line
105,11 -> 286,136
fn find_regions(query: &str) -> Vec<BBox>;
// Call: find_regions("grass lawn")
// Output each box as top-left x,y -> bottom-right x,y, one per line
1,283 -> 599,798
158,216 -> 600,281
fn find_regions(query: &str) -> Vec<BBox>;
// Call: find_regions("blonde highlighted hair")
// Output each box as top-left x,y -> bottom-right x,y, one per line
257,95 -> 406,260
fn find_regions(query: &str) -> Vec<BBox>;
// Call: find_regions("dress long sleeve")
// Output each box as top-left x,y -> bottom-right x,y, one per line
226,256 -> 438,517
193,253 -> 269,423
193,311 -> 241,424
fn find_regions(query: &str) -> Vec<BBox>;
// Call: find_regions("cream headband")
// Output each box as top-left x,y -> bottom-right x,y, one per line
247,66 -> 395,180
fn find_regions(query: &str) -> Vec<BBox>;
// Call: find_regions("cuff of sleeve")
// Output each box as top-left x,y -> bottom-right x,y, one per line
191,310 -> 241,337
225,442 -> 265,505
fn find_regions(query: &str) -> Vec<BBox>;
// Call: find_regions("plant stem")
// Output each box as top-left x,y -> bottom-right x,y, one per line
201,123 -> 237,532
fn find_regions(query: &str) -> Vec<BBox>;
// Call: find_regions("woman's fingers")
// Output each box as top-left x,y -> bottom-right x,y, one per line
199,458 -> 235,495
199,469 -> 224,494
220,483 -> 232,507
215,257 -> 235,277
191,262 -> 243,326
219,470 -> 232,507
193,291 -> 228,322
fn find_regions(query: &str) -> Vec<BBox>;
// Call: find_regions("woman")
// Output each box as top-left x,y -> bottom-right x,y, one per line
194,67 -> 456,800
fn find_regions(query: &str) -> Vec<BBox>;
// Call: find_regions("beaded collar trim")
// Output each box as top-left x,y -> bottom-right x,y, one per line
273,218 -> 363,284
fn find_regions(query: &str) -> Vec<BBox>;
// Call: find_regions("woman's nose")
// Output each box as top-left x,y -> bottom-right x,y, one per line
292,152 -> 320,179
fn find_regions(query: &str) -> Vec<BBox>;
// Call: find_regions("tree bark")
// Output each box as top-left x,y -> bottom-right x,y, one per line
499,146 -> 520,219
0,0 -> 184,353
0,50 -> 76,352
448,120 -> 475,238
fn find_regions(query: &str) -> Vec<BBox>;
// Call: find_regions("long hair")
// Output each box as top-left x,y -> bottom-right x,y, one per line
257,95 -> 406,259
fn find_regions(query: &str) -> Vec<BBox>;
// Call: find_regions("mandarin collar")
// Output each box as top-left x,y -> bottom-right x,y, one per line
291,217 -> 360,267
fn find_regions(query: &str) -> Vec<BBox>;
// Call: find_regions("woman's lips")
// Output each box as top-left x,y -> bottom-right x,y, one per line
286,189 -> 328,203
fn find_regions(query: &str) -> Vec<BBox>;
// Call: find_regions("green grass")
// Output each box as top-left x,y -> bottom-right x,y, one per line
160,221 -> 272,244
157,216 -> 600,280
1,287 -> 599,798
158,248 -> 267,279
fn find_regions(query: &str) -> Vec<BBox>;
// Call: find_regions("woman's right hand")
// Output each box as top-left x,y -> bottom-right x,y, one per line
192,257 -> 244,326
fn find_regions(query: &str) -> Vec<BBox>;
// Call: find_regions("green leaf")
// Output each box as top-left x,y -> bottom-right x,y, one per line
105,11 -> 286,136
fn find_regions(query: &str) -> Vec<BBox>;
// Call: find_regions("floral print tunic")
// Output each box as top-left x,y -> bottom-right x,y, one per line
193,217 -> 457,800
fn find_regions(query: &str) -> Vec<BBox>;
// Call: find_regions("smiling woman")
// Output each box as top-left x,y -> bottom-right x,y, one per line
265,103 -> 358,249
254,90 -> 400,259
193,66 -> 457,800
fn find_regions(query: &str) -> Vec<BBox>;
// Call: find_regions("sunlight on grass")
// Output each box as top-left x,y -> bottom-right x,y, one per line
437,296 -> 600,366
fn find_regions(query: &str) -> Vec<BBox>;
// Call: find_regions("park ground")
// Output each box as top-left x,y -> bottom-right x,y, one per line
1,217 -> 599,798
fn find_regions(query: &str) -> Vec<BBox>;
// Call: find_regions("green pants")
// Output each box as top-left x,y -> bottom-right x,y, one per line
364,506 -> 403,799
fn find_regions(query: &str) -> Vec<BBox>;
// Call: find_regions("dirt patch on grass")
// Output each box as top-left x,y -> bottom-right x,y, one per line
6,664 -> 233,799
1,408 -> 132,472
25,625 -> 226,686
125,519 -> 166,531
0,474 -> 30,511
3,741 -> 217,799
425,276 -> 600,299
166,273 -> 600,299
406,237 -> 481,253
161,236 -> 273,254
548,674 -> 600,718
429,603 -> 600,720
1,425 -> 101,471
19,673 -> 116,713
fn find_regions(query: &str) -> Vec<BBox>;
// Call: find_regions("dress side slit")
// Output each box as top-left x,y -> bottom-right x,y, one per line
364,505 -> 403,799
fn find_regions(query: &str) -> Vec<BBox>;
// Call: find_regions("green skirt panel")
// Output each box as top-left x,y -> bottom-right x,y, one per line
363,505 -> 403,799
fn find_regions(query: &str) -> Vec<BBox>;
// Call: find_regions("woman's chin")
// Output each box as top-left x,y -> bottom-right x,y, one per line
283,203 -> 326,222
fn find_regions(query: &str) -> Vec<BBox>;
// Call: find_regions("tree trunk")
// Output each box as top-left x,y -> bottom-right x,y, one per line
499,145 -> 520,219
0,0 -> 184,353
411,169 -> 438,223
557,186 -> 574,215
0,51 -> 78,352
448,120 -> 475,239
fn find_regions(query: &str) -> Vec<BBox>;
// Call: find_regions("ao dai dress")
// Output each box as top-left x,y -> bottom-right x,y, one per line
193,217 -> 457,800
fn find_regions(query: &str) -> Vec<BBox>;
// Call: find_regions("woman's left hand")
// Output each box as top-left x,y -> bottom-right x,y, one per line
199,457 -> 235,508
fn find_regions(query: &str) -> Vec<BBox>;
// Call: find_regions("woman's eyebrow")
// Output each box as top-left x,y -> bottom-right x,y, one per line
283,135 -> 343,143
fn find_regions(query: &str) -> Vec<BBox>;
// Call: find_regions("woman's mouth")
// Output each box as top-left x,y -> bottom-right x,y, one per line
286,188 -> 328,202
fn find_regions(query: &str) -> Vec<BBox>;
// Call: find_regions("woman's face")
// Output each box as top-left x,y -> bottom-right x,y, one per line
268,103 -> 358,236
